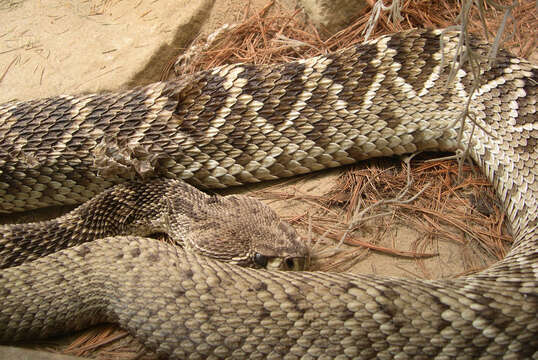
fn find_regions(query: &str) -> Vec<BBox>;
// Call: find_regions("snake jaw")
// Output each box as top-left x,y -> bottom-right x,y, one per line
266,257 -> 286,270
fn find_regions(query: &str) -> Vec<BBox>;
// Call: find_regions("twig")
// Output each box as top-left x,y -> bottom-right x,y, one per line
338,153 -> 431,247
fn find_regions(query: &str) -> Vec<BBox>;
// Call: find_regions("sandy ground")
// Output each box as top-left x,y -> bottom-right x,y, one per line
0,0 -> 516,358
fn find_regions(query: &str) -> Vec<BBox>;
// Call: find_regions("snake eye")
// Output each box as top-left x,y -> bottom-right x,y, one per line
253,253 -> 268,267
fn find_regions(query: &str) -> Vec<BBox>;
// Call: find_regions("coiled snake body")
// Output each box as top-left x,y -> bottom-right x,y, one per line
0,29 -> 537,359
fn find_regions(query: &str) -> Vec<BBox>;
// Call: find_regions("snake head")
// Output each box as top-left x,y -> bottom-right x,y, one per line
166,191 -> 308,270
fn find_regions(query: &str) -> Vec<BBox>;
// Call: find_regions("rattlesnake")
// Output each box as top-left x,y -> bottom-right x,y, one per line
0,29 -> 537,359
0,178 -> 307,270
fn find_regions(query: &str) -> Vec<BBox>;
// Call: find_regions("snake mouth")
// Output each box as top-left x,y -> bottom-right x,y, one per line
266,257 -> 305,271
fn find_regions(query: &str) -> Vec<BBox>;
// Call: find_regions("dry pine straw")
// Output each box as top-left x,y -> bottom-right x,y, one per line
253,157 -> 510,273
166,0 -> 536,78
37,0 -> 534,358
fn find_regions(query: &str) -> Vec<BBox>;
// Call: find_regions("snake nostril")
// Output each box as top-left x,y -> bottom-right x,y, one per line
285,258 -> 295,270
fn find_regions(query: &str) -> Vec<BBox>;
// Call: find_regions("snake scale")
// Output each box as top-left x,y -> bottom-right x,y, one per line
0,29 -> 537,359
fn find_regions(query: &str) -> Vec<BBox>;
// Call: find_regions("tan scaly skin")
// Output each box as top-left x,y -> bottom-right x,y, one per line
0,178 -> 306,270
0,29 -> 537,359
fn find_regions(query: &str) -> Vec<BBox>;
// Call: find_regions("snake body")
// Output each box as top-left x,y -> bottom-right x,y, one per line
0,29 -> 537,358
